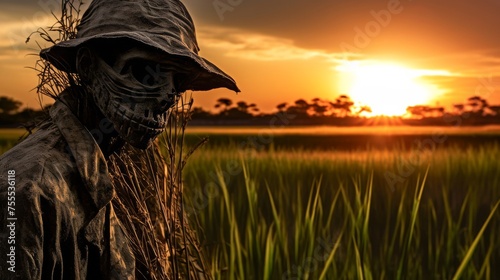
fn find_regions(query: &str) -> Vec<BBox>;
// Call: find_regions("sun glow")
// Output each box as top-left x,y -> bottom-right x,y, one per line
336,61 -> 451,116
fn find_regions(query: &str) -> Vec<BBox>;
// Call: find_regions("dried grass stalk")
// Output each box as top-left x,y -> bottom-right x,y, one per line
109,96 -> 210,280
28,0 -> 83,102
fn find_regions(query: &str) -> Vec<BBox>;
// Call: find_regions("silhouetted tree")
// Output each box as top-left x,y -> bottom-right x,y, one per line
357,105 -> 372,116
452,104 -> 465,115
310,98 -> 328,117
285,99 -> 310,117
215,98 -> 233,112
333,95 -> 355,117
0,96 -> 22,114
276,102 -> 287,112
236,101 -> 248,111
248,103 -> 259,114
406,105 -> 426,118
407,105 -> 444,118
294,99 -> 309,108
429,107 -> 445,118
233,101 -> 259,116
466,96 -> 488,114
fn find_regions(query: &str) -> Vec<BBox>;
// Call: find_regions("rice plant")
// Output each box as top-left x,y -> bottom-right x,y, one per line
182,144 -> 500,279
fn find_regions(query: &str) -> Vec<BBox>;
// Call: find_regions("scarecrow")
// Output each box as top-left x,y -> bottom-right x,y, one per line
0,0 -> 239,279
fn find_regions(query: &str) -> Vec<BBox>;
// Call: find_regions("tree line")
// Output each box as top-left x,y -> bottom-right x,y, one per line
192,95 -> 370,120
0,97 -> 46,128
188,95 -> 500,126
1,95 -> 500,128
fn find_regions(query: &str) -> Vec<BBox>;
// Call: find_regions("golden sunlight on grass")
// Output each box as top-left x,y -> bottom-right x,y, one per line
336,61 -> 452,116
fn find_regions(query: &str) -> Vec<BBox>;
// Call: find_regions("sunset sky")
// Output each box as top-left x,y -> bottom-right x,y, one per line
1,0 -> 500,114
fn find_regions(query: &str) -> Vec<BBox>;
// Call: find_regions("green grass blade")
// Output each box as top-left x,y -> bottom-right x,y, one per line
452,200 -> 500,280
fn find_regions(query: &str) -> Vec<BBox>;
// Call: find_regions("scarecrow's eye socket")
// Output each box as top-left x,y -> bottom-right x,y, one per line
121,59 -> 160,86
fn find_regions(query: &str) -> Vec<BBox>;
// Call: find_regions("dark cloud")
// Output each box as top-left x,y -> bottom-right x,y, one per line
4,0 -> 500,58
185,0 -> 500,58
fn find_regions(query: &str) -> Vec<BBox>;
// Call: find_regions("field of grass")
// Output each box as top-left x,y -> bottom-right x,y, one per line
182,143 -> 500,279
1,127 -> 500,279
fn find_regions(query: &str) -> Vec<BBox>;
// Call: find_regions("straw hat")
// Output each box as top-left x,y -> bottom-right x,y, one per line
40,0 -> 240,92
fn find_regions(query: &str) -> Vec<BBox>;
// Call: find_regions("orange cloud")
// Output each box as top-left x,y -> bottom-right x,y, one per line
197,26 -> 350,62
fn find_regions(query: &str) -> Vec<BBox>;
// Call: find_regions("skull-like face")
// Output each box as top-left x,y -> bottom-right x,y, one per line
79,45 -> 190,149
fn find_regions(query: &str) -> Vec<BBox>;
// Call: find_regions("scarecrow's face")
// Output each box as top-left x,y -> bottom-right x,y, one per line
78,45 -> 190,149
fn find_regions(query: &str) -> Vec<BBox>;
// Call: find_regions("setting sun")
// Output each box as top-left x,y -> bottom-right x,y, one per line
336,61 -> 451,116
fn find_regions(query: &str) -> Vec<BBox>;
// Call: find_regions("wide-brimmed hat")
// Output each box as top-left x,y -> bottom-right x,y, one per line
40,0 -> 239,92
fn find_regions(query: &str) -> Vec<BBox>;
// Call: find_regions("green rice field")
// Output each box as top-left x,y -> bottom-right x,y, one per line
1,127 -> 500,279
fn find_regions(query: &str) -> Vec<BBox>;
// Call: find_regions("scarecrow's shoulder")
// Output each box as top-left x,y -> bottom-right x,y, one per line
0,125 -> 78,192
